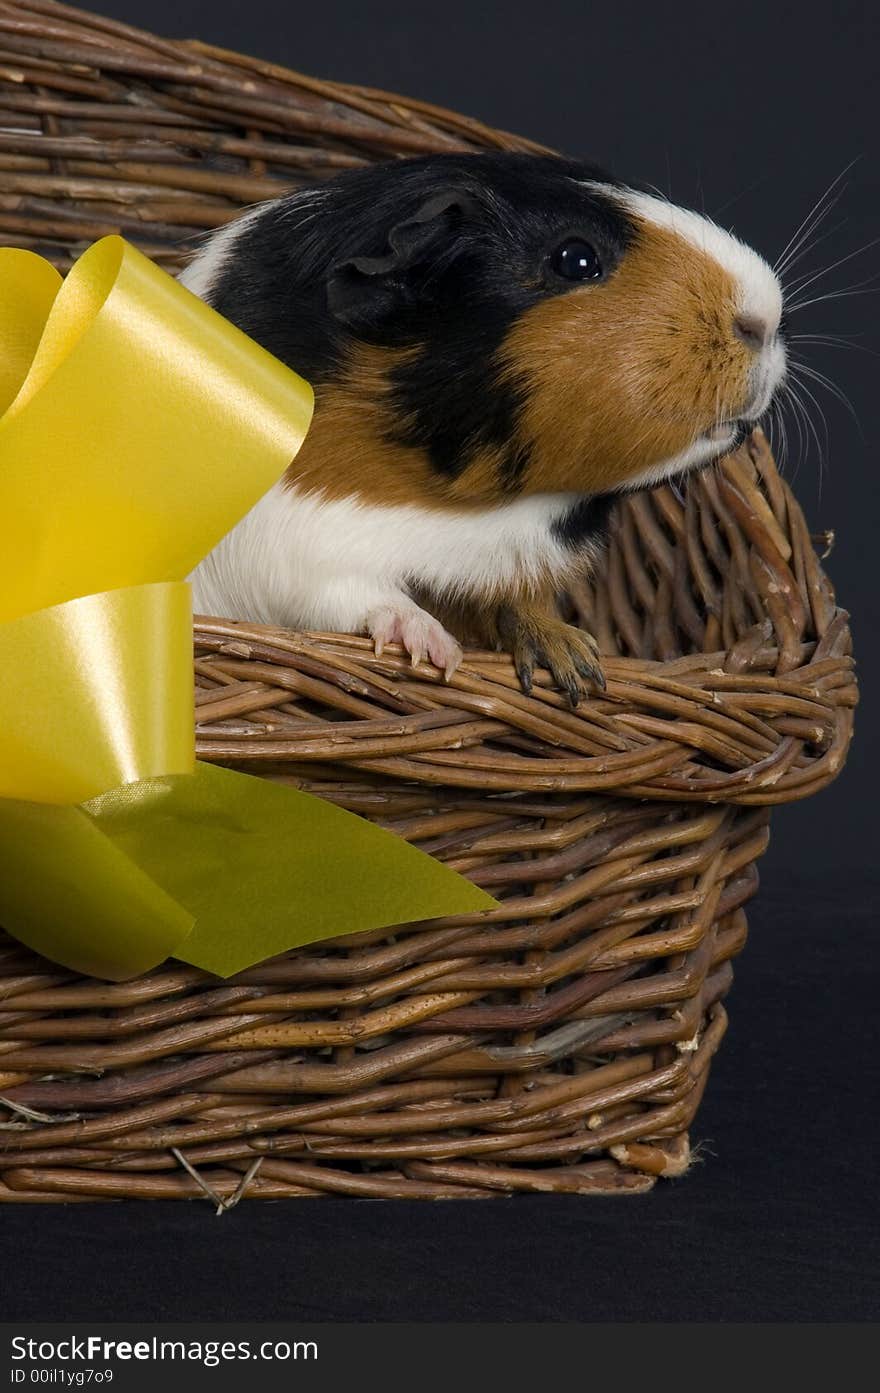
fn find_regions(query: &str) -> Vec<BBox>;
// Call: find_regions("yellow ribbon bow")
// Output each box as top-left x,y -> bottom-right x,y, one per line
0,236 -> 493,980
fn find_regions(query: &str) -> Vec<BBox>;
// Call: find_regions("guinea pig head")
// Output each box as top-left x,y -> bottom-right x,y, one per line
323,154 -> 787,502
500,180 -> 788,496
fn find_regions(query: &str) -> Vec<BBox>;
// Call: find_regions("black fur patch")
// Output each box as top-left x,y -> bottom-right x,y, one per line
387,345 -> 529,481
552,493 -> 617,549
194,153 -> 638,490
195,202 -> 345,388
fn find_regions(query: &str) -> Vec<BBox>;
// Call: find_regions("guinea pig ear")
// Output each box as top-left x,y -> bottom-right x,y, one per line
326,189 -> 476,331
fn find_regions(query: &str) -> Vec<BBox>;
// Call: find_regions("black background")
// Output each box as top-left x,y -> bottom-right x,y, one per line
3,0 -> 879,1324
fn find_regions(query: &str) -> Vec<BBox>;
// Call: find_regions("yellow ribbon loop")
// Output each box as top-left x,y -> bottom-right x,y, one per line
0,237 -> 494,980
0,236 -> 315,623
0,583 -> 193,806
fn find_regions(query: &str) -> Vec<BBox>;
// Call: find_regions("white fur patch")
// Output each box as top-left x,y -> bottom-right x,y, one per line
190,484 -> 592,630
617,432 -> 733,495
177,204 -> 269,300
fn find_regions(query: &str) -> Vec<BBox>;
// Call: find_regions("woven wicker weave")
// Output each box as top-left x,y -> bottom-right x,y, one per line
0,0 -> 856,1202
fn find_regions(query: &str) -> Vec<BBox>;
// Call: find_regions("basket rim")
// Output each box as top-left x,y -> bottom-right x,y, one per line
192,438 -> 855,809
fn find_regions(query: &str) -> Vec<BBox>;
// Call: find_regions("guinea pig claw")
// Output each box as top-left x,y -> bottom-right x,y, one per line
572,652 -> 606,692
562,678 -> 581,710
367,602 -> 462,680
515,661 -> 534,697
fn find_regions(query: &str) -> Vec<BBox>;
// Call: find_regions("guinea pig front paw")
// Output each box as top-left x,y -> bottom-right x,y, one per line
497,605 -> 605,707
368,602 -> 463,681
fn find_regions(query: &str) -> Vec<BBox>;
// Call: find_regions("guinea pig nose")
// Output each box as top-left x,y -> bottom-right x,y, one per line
733,313 -> 770,351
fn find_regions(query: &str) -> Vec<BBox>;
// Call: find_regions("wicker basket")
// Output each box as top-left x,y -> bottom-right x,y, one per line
0,0 -> 856,1202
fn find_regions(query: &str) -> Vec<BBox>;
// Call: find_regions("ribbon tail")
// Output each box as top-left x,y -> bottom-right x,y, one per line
86,762 -> 497,978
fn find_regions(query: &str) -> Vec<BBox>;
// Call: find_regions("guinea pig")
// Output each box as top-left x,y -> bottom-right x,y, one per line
182,152 -> 787,703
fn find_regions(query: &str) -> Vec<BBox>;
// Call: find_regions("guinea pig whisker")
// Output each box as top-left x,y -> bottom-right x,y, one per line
786,280 -> 880,315
777,219 -> 848,283
776,399 -> 792,473
763,399 -> 778,464
786,370 -> 824,441
776,197 -> 847,282
785,372 -> 829,491
778,379 -> 810,477
765,396 -> 785,472
780,389 -> 803,471
787,391 -> 818,492
777,400 -> 793,473
773,160 -> 857,276
789,332 -> 880,364
788,359 -> 863,435
784,238 -> 880,308
788,371 -> 831,453
773,164 -> 850,266
789,332 -> 862,347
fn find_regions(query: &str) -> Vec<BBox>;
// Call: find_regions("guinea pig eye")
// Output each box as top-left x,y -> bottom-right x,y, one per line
550,238 -> 603,282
